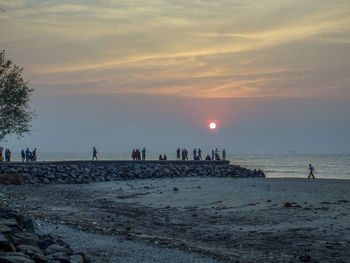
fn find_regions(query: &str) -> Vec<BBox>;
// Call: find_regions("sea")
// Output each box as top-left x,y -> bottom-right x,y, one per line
4,152 -> 350,180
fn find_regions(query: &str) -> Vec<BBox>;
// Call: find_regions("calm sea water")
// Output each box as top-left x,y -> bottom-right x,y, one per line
5,152 -> 350,180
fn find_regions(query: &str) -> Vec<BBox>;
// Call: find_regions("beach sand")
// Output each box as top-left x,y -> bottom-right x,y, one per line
3,177 -> 350,262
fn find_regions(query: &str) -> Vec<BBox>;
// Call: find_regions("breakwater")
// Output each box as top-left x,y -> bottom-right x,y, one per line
0,160 -> 257,184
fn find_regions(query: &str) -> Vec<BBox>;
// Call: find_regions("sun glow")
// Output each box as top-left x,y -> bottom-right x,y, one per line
209,122 -> 217,130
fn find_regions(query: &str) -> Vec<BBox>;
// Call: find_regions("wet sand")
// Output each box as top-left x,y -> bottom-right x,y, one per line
3,177 -> 350,262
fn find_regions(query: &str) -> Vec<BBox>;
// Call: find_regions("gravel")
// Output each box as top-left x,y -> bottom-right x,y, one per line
35,220 -> 225,263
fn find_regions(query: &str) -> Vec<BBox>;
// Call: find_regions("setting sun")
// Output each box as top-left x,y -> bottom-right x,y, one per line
209,122 -> 217,130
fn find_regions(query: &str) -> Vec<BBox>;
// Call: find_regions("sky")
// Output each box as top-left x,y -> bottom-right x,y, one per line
0,0 -> 349,154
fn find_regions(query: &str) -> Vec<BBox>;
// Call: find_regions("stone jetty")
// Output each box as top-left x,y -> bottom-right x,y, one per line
0,160 -> 257,185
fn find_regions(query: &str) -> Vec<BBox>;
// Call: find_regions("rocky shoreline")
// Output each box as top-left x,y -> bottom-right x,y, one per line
0,205 -> 90,263
0,161 -> 257,184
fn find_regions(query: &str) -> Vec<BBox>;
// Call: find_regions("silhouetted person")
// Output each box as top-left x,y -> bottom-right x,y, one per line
308,164 -> 315,179
258,169 -> 265,178
132,149 -> 136,160
142,147 -> 146,160
181,149 -> 185,160
159,154 -> 163,160
211,150 -> 214,160
92,147 -> 98,160
184,148 -> 188,160
33,148 -> 37,161
253,169 -> 258,177
193,148 -> 197,160
222,148 -> 226,161
205,155 -> 211,160
25,148 -> 30,162
163,154 -> 167,160
176,148 -> 180,160
21,150 -> 25,162
198,148 -> 202,160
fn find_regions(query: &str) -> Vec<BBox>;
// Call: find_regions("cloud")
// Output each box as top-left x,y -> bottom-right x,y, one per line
1,0 -> 349,98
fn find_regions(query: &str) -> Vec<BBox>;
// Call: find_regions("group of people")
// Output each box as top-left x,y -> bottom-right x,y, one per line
175,147 -> 226,161
21,148 -> 37,162
253,169 -> 266,178
176,148 -> 189,160
159,153 -> 167,160
132,148 -> 146,161
0,147 -> 12,162
0,147 -> 37,162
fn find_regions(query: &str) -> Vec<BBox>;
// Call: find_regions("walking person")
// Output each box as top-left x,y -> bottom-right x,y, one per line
92,147 -> 98,160
308,164 -> 315,179
21,150 -> 25,162
198,148 -> 202,160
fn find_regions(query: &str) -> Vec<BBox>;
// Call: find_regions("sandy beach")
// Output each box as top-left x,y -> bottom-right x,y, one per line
2,177 -> 350,262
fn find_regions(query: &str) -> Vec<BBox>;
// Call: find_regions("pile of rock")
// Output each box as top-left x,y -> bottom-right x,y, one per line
0,206 -> 90,263
0,161 -> 257,185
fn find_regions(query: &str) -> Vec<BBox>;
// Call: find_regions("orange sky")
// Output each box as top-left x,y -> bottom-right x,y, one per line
1,0 -> 349,98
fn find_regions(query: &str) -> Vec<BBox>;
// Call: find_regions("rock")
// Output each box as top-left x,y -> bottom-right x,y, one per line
173,187 -> 179,192
299,254 -> 311,262
0,225 -> 12,234
0,254 -> 35,263
70,254 -> 84,263
18,218 -> 34,233
16,245 -> 43,256
38,239 -> 55,250
12,232 -> 39,247
45,244 -> 70,255
0,233 -> 14,252
32,253 -> 49,263
284,202 -> 292,207
46,252 -> 70,261
0,219 -> 18,228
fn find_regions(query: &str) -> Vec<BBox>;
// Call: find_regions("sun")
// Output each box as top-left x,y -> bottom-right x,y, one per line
209,122 -> 217,130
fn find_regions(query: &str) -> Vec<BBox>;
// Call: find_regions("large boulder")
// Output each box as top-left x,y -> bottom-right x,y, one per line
0,174 -> 27,185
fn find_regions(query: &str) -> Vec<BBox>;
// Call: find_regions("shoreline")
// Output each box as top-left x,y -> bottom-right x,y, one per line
2,177 -> 350,262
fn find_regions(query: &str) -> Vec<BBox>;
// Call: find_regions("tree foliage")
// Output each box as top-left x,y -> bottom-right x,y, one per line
0,50 -> 34,141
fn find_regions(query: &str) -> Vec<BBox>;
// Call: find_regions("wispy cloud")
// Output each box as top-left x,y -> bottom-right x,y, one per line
1,0 -> 349,98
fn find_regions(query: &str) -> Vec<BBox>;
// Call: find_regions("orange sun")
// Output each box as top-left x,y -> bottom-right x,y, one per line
209,122 -> 217,130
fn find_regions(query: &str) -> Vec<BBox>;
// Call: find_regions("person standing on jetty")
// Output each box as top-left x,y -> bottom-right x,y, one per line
193,148 -> 197,160
5,149 -> 11,162
222,148 -> 226,161
33,148 -> 37,161
308,164 -> 315,179
176,148 -> 180,160
25,148 -> 30,162
92,147 -> 98,160
142,147 -> 146,160
21,150 -> 25,162
211,149 -> 214,160
198,148 -> 202,160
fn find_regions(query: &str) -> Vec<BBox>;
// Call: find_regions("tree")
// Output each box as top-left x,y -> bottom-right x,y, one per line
0,50 -> 34,141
